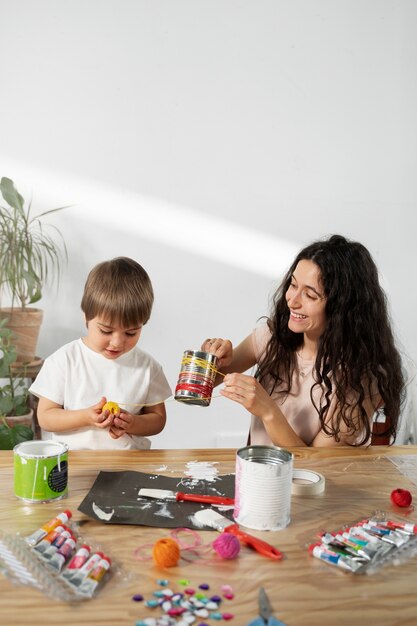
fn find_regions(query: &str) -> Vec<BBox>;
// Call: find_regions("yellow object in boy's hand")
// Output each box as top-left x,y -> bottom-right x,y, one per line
102,401 -> 120,415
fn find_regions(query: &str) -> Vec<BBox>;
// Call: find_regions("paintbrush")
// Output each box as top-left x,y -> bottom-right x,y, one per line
194,509 -> 283,560
138,488 -> 234,506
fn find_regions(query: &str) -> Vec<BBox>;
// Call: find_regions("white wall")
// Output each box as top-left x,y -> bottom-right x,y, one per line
1,0 -> 416,448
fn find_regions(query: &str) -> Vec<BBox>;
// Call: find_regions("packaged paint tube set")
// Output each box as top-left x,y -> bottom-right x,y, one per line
0,510 -> 118,601
308,511 -> 417,575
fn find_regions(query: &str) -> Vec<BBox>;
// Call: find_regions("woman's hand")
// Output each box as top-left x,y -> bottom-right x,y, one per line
201,337 -> 233,369
221,373 -> 276,419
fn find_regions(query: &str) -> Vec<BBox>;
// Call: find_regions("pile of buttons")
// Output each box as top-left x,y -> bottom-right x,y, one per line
133,579 -> 235,625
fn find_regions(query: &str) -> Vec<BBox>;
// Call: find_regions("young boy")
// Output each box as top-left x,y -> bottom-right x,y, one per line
29,257 -> 172,450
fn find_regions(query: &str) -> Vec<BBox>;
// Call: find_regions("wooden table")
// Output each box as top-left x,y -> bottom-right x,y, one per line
1,446 -> 417,626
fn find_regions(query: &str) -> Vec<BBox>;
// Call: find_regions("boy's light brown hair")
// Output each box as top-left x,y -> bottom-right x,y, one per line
81,257 -> 154,327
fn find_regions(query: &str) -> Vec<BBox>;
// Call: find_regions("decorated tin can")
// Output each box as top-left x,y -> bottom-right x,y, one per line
174,350 -> 218,406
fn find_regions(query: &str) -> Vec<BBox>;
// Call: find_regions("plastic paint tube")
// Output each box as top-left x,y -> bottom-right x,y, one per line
321,543 -> 368,563
62,544 -> 91,574
370,519 -> 417,535
320,534 -> 362,558
348,527 -> 394,555
78,556 -> 111,597
333,533 -> 376,561
360,522 -> 391,536
64,552 -> 104,586
322,540 -> 368,562
41,529 -> 72,560
348,526 -> 383,545
359,524 -> 403,547
25,510 -> 72,546
33,525 -> 65,554
310,545 -> 360,572
48,537 -> 76,571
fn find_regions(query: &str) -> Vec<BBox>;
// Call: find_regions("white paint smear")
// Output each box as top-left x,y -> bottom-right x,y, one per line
184,461 -> 219,483
92,502 -> 114,521
154,502 -> 174,519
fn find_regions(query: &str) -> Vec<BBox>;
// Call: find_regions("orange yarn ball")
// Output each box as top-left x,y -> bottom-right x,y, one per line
152,537 -> 181,568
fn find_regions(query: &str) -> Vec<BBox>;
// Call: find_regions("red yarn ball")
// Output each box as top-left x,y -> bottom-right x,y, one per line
390,488 -> 413,508
212,533 -> 241,560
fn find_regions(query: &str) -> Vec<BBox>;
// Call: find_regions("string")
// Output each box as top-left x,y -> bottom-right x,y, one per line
133,528 -> 223,565
179,355 -> 225,378
109,393 -> 224,409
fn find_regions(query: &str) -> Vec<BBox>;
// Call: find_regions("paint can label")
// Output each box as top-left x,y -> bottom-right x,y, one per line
13,441 -> 69,502
234,445 -> 293,531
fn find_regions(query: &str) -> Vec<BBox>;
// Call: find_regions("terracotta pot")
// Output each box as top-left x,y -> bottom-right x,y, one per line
4,408 -> 34,430
0,308 -> 43,364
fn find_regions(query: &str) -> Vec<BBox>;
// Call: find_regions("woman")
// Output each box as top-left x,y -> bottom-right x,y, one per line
203,235 -> 404,447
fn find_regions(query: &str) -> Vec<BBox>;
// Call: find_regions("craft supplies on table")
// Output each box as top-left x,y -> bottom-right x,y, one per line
308,512 -> 417,574
138,487 -> 234,505
234,445 -> 293,531
194,509 -> 284,560
247,587 -> 288,626
0,510 -> 121,601
14,440 -> 69,502
174,350 -> 219,406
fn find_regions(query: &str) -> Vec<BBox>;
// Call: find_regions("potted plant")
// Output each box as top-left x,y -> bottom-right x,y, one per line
0,176 -> 68,363
0,319 -> 34,449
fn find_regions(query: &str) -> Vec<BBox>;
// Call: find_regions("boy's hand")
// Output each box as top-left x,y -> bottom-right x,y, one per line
89,397 -> 114,429
109,409 -> 134,439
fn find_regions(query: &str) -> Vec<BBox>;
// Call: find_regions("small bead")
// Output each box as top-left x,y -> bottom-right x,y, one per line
178,579 -> 190,586
224,593 -> 234,600
223,613 -> 234,621
206,601 -> 219,610
145,599 -> 159,608
172,593 -> 184,603
132,593 -> 144,601
184,588 -> 195,595
198,583 -> 210,590
157,578 -> 170,586
210,595 -> 222,603
211,613 -> 223,621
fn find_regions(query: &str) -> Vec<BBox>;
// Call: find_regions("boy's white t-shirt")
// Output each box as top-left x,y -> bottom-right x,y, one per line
29,339 -> 172,450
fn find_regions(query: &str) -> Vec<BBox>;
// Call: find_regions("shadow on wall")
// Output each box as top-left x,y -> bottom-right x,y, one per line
0,157 -> 299,279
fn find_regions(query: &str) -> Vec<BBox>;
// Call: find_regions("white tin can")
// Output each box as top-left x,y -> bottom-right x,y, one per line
234,445 -> 293,531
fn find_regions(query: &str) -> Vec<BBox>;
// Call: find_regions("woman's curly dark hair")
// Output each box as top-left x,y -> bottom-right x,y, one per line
257,234 -> 405,445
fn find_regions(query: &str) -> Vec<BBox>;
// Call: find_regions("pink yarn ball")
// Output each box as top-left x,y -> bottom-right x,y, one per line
212,533 -> 241,560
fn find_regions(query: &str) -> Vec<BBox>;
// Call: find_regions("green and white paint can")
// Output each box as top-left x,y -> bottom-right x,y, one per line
14,441 -> 69,502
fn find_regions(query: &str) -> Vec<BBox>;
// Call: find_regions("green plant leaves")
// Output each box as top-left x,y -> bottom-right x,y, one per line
0,177 -> 24,212
0,176 -> 68,309
0,420 -> 33,450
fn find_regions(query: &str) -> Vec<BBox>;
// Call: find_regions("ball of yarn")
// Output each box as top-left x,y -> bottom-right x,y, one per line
212,533 -> 241,560
102,401 -> 120,415
390,488 -> 412,508
152,537 -> 181,567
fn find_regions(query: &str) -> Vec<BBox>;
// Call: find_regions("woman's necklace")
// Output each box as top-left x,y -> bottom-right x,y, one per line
297,350 -> 315,378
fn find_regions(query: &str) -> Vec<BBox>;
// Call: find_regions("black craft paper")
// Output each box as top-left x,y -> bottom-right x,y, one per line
78,470 -> 235,529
